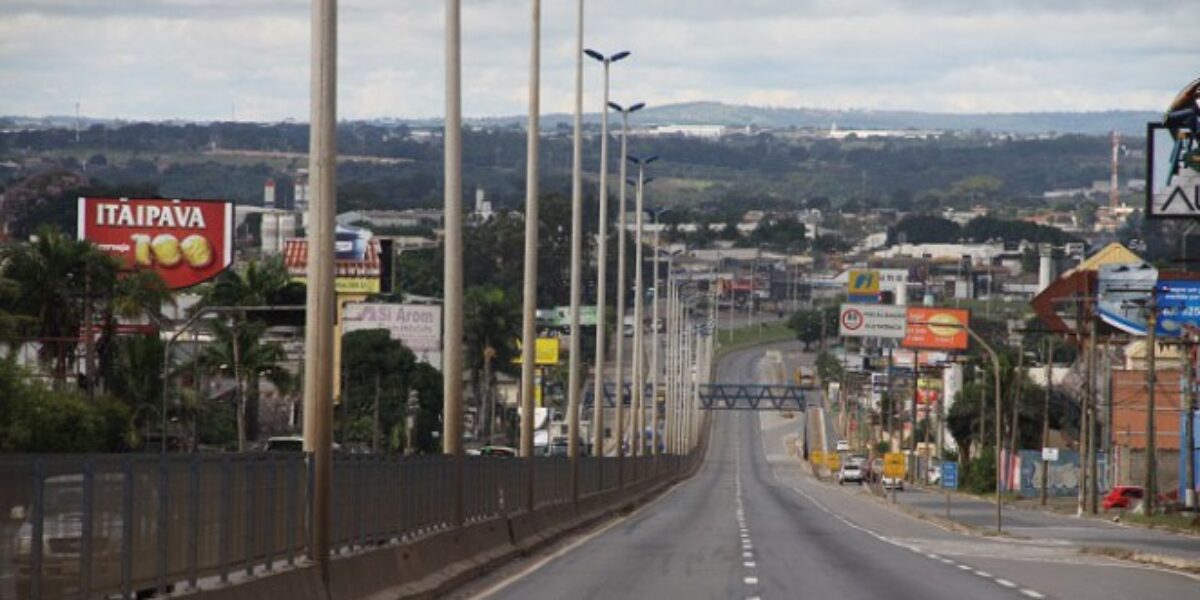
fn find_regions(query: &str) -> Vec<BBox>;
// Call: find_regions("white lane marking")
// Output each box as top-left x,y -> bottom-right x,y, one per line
744,576 -> 759,585
744,561 -> 757,568
758,411 -> 1054,600
996,579 -> 1017,588
743,551 -> 753,559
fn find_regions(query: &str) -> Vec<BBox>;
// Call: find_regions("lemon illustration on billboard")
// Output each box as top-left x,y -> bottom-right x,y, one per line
903,307 -> 969,350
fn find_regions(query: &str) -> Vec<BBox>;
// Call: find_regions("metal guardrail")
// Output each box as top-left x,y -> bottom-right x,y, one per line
0,450 -> 701,600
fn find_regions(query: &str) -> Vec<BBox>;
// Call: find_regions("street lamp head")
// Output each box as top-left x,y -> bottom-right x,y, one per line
608,100 -> 624,112
645,155 -> 659,164
584,49 -> 605,62
629,102 -> 646,113
611,51 -> 632,63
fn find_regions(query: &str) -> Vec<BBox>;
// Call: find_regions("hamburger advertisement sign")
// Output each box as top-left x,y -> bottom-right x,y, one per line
77,197 -> 234,290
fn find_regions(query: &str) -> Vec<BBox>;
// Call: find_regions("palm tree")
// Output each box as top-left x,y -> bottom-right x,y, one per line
194,256 -> 300,446
1,226 -> 117,384
200,319 -> 292,451
464,285 -> 520,442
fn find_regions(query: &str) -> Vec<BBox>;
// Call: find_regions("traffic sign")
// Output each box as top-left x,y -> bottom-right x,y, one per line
1041,447 -> 1059,462
825,452 -> 841,471
811,450 -> 824,466
883,452 -> 907,478
941,462 -> 958,490
839,304 -> 907,339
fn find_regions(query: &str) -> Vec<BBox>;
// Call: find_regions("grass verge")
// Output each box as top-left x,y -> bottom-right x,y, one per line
714,320 -> 795,362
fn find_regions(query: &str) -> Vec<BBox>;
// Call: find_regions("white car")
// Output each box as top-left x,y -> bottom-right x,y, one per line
882,475 -> 905,491
835,439 -> 850,452
838,464 -> 864,485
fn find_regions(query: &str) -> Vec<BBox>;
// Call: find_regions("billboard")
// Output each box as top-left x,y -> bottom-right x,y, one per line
838,304 -> 907,339
1097,262 -> 1157,336
1155,281 -> 1200,337
77,197 -> 234,289
903,307 -> 969,350
343,303 -> 442,370
1146,122 -> 1200,219
284,226 -> 382,294
847,269 -> 880,303
916,377 -> 942,405
515,337 -> 561,365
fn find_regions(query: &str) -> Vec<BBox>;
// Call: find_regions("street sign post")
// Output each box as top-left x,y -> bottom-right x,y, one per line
839,304 -> 908,339
942,461 -> 959,518
883,452 -> 906,478
825,452 -> 841,473
941,461 -> 958,489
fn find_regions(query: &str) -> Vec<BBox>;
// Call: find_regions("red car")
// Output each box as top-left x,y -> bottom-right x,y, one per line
1101,486 -> 1176,510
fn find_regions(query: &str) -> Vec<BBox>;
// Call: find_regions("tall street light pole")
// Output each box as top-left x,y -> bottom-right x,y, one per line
442,0 -> 465,527
628,155 -> 658,457
609,101 -> 643,474
566,0 -> 585,482
519,0 -> 540,473
584,48 -> 630,459
303,0 -> 337,584
648,208 -> 671,456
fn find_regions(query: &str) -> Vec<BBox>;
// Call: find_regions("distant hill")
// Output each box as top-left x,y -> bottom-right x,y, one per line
436,101 -> 1159,136
4,101 -> 1159,135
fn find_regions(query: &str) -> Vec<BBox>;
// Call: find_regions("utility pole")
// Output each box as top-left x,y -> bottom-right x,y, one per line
518,0 -> 540,464
442,0 -> 466,528
1186,334 -> 1197,509
1041,336 -> 1052,506
302,0 -> 337,585
1088,306 -> 1099,514
1145,291 -> 1158,515
650,216 -> 664,456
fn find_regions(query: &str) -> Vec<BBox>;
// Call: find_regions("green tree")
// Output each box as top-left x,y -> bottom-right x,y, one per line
197,256 -> 301,445
198,319 -> 292,451
340,329 -> 417,452
0,358 -> 130,452
465,285 -> 520,441
788,308 -> 825,350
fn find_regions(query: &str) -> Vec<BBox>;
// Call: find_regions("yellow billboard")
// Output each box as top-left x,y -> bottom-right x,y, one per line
514,337 -> 561,365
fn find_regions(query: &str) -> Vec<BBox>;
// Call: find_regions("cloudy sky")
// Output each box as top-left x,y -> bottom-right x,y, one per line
0,1 -> 1194,121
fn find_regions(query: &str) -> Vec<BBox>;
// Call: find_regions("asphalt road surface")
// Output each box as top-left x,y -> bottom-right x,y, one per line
467,344 -> 1200,600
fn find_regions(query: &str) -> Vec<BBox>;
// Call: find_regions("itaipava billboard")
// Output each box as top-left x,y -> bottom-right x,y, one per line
77,197 -> 234,290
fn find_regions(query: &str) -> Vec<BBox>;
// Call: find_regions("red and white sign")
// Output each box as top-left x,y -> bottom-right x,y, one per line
77,197 -> 234,290
838,304 -> 907,339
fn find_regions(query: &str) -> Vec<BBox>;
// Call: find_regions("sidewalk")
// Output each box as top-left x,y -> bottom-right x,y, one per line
879,481 -> 1200,566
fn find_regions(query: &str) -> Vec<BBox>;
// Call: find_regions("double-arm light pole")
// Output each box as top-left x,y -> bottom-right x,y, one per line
609,101 -> 643,470
584,48 -> 630,458
628,154 -> 658,456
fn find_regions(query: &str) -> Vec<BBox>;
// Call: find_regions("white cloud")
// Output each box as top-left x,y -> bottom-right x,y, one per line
0,0 -> 1193,120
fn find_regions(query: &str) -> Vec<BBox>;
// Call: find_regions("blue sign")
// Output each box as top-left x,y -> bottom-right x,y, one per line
941,462 -> 958,490
1157,281 -> 1200,337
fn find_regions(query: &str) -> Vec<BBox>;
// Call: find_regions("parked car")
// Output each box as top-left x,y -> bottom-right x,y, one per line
1099,485 -> 1175,510
838,464 -> 864,485
882,474 -> 905,491
835,439 -> 850,452
479,445 -> 519,457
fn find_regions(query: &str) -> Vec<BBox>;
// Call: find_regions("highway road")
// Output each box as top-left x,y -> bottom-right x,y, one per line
464,343 -> 1200,600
